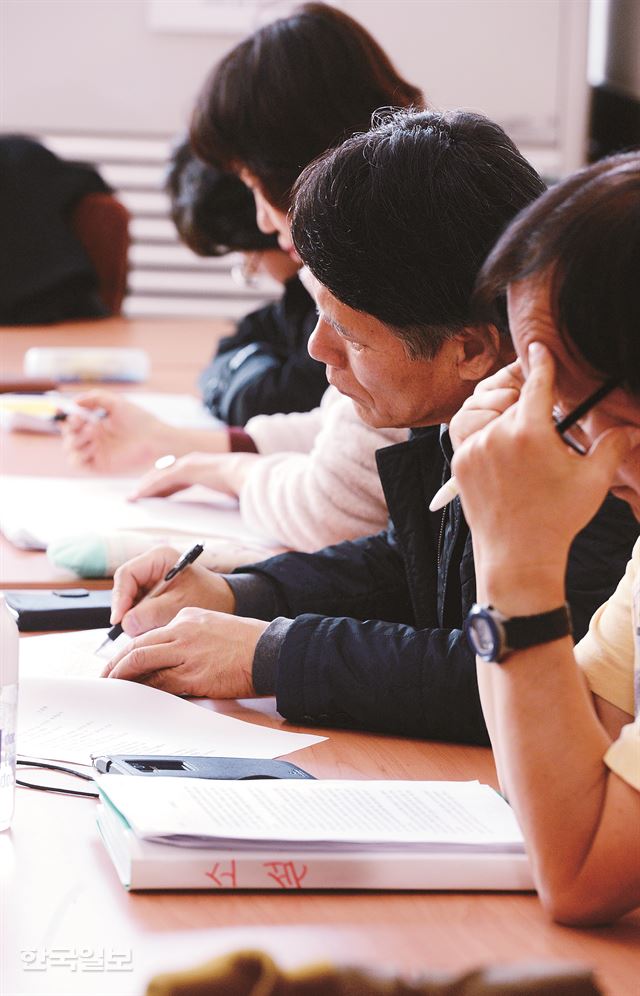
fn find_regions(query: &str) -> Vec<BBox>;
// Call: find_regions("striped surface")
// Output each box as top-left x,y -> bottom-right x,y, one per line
41,132 -> 280,320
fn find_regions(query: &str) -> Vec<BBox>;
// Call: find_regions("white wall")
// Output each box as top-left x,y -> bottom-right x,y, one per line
1,0 -> 590,172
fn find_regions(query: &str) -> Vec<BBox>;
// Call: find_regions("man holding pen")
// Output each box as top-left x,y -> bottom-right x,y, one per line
102,112 -> 638,753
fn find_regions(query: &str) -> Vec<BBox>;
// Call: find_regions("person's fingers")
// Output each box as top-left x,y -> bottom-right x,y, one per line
67,441 -> 97,467
466,387 -> 521,415
515,341 -> 556,425
64,423 -> 97,450
501,357 -> 525,387
73,389 -> 119,412
130,467 -> 187,500
110,546 -> 179,624
104,631 -> 177,680
132,667 -> 188,695
121,592 -> 181,636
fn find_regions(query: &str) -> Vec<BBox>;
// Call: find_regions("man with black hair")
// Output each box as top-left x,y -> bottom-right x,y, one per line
103,111 -> 638,747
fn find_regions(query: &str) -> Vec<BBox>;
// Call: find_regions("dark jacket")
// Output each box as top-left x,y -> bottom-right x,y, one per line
0,135 -> 110,324
233,427 -> 639,744
199,274 -> 327,426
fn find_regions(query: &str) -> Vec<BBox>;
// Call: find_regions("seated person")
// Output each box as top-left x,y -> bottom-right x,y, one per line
103,111 -> 637,749
0,134 -> 112,324
61,1 -> 422,472
167,139 -> 327,425
59,2 -> 423,561
448,152 -> 640,924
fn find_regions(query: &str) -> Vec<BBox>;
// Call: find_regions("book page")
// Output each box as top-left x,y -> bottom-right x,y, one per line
96,776 -> 524,851
17,676 -> 325,766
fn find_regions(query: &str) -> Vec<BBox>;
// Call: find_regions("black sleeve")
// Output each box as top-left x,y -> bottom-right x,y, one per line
275,614 -> 489,746
234,527 -> 413,625
199,278 -> 327,426
233,529 -> 489,745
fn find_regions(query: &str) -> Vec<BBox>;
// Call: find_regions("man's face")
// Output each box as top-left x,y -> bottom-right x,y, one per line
508,276 -> 640,519
309,283 -> 475,429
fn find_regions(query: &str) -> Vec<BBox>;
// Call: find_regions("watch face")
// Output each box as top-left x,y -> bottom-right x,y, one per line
469,615 -> 495,653
464,606 -> 502,661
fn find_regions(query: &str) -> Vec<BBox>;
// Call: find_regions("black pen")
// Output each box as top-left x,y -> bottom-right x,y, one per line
95,542 -> 205,654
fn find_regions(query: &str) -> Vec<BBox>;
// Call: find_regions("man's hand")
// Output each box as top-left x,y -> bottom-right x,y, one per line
449,360 -> 524,451
111,545 -> 236,636
130,452 -> 261,501
60,391 -> 174,473
102,607 -> 268,698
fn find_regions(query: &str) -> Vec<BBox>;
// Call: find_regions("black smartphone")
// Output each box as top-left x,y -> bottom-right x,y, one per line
91,755 -> 315,780
4,588 -> 112,632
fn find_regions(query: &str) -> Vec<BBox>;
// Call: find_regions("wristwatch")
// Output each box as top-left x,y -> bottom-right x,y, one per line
464,603 -> 572,663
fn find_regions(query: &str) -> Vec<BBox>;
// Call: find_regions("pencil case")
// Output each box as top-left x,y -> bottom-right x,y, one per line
23,347 -> 150,383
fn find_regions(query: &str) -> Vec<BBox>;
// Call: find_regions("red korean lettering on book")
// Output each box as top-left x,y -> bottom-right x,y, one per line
263,861 -> 308,889
204,860 -> 237,888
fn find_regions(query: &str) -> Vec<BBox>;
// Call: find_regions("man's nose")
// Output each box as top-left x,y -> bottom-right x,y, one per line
308,318 -> 344,367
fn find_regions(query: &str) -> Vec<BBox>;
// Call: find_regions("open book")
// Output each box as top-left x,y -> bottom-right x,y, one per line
96,776 -> 534,891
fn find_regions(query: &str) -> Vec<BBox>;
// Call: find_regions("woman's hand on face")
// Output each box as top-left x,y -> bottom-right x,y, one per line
59,391 -> 173,473
452,343 -> 640,606
110,544 -> 236,637
449,360 -> 524,451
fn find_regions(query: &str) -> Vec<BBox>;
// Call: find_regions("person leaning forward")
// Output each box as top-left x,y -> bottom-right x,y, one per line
102,111 -> 639,746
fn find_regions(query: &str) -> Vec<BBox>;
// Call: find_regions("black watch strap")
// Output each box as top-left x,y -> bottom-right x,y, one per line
504,603 -> 572,650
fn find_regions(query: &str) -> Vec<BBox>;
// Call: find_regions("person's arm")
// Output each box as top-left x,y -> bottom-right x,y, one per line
130,452 -> 261,501
452,342 -> 640,924
60,391 -> 232,473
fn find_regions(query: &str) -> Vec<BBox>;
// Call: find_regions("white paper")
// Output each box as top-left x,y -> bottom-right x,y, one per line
0,476 -> 273,550
17,676 -> 325,766
20,629 -> 130,679
96,777 -> 525,851
123,392 -> 223,430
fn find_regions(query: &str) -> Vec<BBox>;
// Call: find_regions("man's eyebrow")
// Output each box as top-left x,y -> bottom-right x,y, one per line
319,312 -> 353,337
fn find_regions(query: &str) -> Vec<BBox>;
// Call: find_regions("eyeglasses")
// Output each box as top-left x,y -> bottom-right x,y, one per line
553,377 -> 620,455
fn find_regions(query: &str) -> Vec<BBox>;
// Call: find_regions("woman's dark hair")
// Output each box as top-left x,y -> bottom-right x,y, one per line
190,2 -> 423,209
473,151 -> 640,394
166,138 -> 277,255
290,109 -> 545,358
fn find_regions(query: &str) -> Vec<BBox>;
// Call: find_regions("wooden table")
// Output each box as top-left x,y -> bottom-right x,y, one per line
0,317 -> 230,588
2,319 -> 639,995
2,698 -> 639,996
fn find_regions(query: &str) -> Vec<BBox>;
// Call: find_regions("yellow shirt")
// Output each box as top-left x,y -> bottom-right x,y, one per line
575,538 -> 640,791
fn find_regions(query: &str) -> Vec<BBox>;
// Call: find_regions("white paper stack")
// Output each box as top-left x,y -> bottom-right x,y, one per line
95,776 -> 534,892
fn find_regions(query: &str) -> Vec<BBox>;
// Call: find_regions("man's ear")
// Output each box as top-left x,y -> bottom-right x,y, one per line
456,324 -> 513,382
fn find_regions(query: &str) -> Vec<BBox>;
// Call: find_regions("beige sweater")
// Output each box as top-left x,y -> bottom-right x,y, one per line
240,387 -> 407,551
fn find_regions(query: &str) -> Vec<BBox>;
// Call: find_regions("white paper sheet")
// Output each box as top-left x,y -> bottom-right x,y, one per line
20,629 -> 130,679
17,675 -> 325,766
123,392 -> 223,430
96,776 -> 525,851
0,476 -> 274,550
